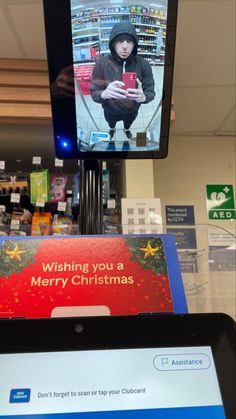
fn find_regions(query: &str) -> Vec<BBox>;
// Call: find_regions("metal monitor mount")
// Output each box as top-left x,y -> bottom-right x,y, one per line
79,159 -> 103,235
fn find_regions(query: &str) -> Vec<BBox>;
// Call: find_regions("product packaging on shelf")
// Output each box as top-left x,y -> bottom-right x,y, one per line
50,174 -> 67,203
0,171 -> 29,196
102,169 -> 110,205
0,205 -> 9,236
52,214 -> 73,235
30,170 -> 50,204
31,212 -> 52,236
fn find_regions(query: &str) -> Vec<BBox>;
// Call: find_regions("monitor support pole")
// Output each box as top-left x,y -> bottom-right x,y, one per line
79,159 -> 103,234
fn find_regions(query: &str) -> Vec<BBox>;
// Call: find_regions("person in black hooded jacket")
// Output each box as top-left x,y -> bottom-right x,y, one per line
90,21 -> 155,140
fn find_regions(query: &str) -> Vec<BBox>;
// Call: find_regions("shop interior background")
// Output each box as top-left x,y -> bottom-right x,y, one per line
0,0 -> 235,318
0,0 -> 234,169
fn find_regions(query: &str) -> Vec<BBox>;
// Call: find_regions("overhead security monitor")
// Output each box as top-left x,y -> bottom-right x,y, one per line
43,0 -> 178,159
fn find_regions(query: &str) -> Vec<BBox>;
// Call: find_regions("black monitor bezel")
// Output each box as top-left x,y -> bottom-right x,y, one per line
43,0 -> 178,160
0,313 -> 235,418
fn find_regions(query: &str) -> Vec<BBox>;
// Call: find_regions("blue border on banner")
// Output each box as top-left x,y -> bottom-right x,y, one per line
0,405 -> 226,419
160,234 -> 188,313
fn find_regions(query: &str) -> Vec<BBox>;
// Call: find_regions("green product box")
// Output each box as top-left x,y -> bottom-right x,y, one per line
30,170 -> 50,204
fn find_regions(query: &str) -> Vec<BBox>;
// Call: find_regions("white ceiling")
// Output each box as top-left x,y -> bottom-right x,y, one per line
0,0 -> 235,169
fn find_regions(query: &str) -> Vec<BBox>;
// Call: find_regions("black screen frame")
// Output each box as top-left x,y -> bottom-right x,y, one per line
0,313 -> 235,418
43,0 -> 178,160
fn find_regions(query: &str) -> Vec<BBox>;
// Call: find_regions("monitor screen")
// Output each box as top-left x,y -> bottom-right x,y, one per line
0,346 -> 226,418
43,0 -> 178,160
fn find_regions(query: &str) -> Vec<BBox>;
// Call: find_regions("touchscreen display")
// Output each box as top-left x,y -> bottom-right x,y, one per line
43,0 -> 177,159
70,1 -> 168,155
0,346 -> 226,418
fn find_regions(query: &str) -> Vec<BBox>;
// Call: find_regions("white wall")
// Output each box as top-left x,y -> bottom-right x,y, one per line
124,160 -> 154,198
124,135 -> 236,228
153,135 -> 236,228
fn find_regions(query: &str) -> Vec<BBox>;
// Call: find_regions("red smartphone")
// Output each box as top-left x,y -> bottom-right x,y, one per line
122,72 -> 137,90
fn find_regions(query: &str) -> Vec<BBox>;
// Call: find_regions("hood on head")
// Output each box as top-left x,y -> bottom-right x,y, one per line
109,21 -> 138,57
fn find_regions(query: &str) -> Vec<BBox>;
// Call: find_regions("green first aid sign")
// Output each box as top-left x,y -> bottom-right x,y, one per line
206,185 -> 236,220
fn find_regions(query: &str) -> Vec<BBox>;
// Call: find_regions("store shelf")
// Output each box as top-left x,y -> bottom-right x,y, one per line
139,42 -> 157,47
138,52 -> 157,56
72,12 -> 166,21
99,13 -> 131,17
74,61 -> 95,66
0,102 -> 51,120
100,26 -> 113,30
73,41 -> 99,48
73,33 -> 99,40
0,87 -> 50,103
72,16 -> 98,22
138,33 -> 157,37
0,59 -> 51,123
72,27 -> 99,34
71,7 -> 167,65
134,23 -> 160,28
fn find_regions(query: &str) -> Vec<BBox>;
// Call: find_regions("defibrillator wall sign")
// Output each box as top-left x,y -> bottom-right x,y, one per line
206,185 -> 236,220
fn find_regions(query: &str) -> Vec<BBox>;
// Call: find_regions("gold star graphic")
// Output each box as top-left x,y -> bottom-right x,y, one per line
5,245 -> 26,261
140,241 -> 159,259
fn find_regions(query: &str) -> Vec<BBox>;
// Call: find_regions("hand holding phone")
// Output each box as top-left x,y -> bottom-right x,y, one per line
126,78 -> 146,103
101,80 -> 127,100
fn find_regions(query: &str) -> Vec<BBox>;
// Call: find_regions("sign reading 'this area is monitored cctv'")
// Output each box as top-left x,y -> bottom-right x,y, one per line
206,185 -> 236,220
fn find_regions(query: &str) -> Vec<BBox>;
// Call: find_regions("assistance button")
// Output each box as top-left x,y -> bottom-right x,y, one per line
153,353 -> 211,371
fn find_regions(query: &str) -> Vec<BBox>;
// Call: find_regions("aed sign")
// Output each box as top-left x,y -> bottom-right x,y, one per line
165,205 -> 195,225
206,185 -> 236,220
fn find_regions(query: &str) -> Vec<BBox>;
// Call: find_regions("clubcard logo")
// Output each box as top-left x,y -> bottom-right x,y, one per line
9,389 -> 31,403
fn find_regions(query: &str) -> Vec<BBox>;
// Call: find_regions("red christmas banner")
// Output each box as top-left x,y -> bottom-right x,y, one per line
0,235 -> 187,318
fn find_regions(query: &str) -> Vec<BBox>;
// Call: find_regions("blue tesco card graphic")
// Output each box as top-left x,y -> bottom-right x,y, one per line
9,389 -> 31,403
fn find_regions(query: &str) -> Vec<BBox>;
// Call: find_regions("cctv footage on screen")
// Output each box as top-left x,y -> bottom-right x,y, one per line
70,1 -> 169,154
